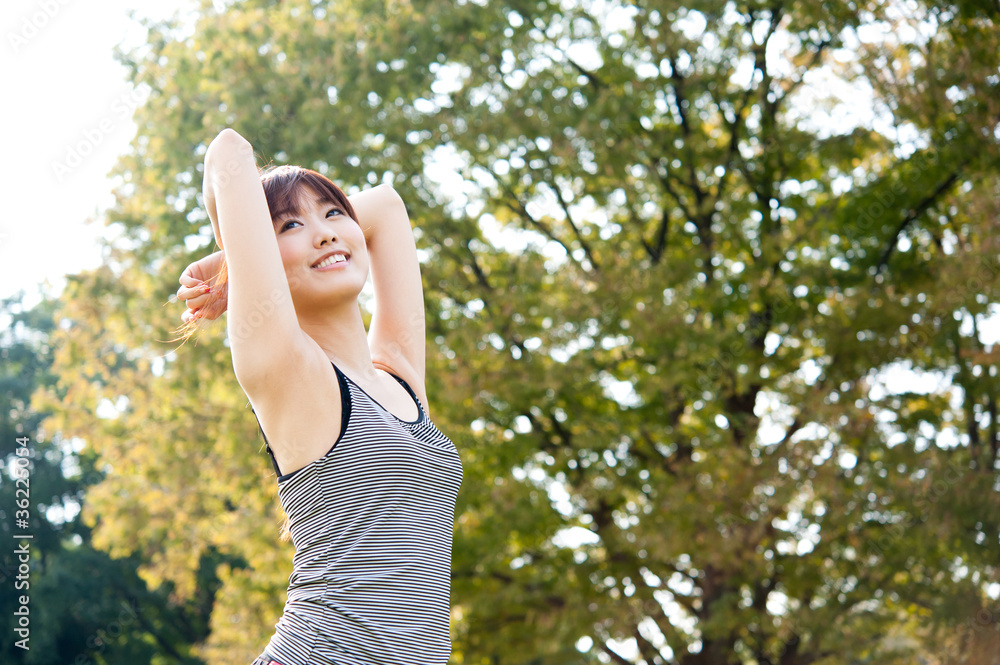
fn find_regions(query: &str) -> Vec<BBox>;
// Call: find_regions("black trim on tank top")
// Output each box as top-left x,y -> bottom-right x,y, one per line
340,369 -> 424,425
389,372 -> 426,423
251,363 -> 352,482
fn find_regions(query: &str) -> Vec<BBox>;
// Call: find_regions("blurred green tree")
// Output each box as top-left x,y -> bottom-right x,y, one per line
0,295 -> 216,665
41,0 -> 1000,663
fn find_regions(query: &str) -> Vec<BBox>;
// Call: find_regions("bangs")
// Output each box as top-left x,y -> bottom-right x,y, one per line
259,165 -> 358,224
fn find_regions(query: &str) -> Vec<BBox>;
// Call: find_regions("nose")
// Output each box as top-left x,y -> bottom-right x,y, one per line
314,221 -> 337,247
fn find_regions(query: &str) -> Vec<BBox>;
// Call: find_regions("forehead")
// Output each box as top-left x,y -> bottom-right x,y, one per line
275,185 -> 336,220
298,186 -> 331,204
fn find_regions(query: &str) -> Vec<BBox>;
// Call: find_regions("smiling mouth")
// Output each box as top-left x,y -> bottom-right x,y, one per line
312,253 -> 350,269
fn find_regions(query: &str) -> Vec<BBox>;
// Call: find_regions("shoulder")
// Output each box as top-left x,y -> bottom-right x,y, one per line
373,358 -> 430,419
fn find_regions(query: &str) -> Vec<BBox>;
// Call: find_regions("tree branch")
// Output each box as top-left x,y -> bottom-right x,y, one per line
546,177 -> 601,271
462,240 -> 494,294
626,197 -> 659,261
566,54 -> 603,90
775,39 -> 833,104
601,642 -> 636,665
635,627 -> 666,664
874,166 -> 967,277
645,590 -> 695,653
489,166 -> 578,262
988,393 -> 998,471
651,206 -> 670,263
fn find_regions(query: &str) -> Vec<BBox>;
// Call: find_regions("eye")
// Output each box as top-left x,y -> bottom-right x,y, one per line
279,219 -> 302,232
326,208 -> 344,218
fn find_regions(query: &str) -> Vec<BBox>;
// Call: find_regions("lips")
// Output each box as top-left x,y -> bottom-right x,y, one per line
312,250 -> 350,269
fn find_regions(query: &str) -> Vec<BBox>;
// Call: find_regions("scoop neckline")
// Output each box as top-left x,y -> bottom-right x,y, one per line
335,365 -> 424,424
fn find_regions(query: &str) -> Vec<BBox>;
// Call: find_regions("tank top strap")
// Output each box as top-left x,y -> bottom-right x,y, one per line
385,371 -> 424,414
251,406 -> 283,477
251,364 -> 353,482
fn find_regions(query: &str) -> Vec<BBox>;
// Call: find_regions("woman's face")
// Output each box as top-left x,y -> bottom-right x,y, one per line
272,185 -> 369,310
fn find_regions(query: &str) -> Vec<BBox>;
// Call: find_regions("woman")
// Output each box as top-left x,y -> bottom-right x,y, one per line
175,128 -> 463,665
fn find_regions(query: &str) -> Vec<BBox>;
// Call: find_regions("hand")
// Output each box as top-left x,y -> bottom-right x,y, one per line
176,251 -> 228,322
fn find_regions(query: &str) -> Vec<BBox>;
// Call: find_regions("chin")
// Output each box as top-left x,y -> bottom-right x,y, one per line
295,283 -> 365,313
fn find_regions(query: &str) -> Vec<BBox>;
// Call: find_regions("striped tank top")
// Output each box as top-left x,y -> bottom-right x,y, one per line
255,363 -> 463,665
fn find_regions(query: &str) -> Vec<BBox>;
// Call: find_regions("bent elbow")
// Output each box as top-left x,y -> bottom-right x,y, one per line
374,183 -> 406,210
206,129 -> 253,170
214,127 -> 248,148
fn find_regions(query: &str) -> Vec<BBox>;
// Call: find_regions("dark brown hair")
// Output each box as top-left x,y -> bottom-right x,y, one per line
258,164 -> 358,225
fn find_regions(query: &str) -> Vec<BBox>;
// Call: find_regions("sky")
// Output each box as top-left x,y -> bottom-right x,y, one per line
0,0 -> 191,304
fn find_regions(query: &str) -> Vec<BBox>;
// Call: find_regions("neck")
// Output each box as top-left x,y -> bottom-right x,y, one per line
296,299 -> 377,382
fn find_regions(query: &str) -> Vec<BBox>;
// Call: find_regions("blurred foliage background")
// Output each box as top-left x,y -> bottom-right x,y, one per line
3,0 -> 1000,663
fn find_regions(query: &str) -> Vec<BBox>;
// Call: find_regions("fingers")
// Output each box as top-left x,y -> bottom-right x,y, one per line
175,282 -> 213,326
177,254 -> 228,326
176,281 -> 212,303
199,301 -> 225,321
177,285 -> 227,324
200,289 -> 228,319
184,295 -> 211,313
179,264 -> 201,287
182,302 -> 223,324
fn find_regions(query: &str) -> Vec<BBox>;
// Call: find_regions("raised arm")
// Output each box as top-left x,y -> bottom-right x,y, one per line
349,185 -> 428,408
203,129 -> 303,384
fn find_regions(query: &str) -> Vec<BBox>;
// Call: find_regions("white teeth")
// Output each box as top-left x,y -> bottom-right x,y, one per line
314,254 -> 348,269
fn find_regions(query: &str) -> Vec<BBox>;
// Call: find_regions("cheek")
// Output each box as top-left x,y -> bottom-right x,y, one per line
348,223 -> 367,246
277,246 -> 296,271
276,242 -> 307,285
353,241 -> 371,273
346,225 -> 370,264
